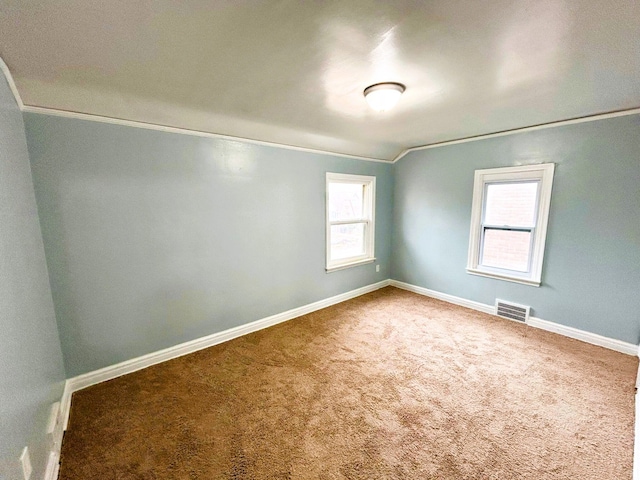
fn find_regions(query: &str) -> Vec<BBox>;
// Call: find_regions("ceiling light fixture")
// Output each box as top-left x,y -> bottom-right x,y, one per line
363,82 -> 406,112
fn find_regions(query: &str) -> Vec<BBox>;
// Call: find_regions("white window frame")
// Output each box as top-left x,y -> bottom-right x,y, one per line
326,173 -> 376,272
467,163 -> 555,286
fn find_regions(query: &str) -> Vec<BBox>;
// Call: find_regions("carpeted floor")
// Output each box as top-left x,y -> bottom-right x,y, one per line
59,287 -> 638,479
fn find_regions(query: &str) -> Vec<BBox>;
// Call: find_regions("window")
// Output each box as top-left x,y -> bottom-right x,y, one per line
326,173 -> 376,271
467,164 -> 555,286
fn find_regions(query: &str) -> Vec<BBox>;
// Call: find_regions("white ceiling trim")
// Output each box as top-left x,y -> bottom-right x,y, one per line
392,107 -> 640,163
21,105 -> 392,163
3,56 -> 639,166
0,57 -> 24,109
0,56 -> 390,164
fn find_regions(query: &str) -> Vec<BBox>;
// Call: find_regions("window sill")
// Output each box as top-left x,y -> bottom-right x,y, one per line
326,258 -> 376,273
466,268 -> 541,287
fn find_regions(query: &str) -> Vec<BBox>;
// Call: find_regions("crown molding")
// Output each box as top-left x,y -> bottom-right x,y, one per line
0,56 -> 24,109
21,105 -> 392,163
392,107 -> 640,163
0,55 -> 390,164
2,56 -> 638,165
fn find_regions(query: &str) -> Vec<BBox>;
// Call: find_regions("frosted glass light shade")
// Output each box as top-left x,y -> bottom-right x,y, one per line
363,82 -> 405,112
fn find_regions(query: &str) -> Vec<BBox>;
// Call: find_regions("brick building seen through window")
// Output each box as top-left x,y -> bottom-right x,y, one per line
480,182 -> 539,272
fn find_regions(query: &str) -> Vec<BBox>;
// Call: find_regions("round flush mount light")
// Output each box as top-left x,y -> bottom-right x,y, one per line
363,82 -> 406,112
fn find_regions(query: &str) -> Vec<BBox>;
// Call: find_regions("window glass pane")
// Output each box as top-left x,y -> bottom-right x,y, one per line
481,229 -> 531,272
329,183 -> 364,221
330,223 -> 365,260
484,182 -> 539,227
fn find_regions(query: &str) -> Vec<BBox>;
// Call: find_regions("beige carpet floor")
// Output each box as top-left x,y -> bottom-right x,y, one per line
59,287 -> 638,479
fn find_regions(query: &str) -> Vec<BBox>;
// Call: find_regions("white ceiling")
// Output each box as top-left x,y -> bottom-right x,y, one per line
1,0 -> 639,161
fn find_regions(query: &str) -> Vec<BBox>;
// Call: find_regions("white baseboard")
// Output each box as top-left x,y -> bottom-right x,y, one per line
42,399 -> 64,480
389,280 -> 495,315
637,344 -> 640,390
60,280 -> 390,431
389,279 -> 638,356
60,379 -> 73,431
52,277 -> 639,478
43,451 -> 60,480
391,279 -> 640,479
526,316 -> 638,356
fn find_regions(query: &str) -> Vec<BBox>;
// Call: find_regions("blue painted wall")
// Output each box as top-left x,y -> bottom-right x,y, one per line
392,115 -> 640,344
0,77 -> 66,477
24,113 -> 393,377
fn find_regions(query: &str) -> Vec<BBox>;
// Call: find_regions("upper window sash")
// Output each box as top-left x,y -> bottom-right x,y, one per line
481,179 -> 541,229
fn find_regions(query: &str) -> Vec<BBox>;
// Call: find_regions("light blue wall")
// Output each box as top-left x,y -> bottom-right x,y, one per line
24,113 -> 393,377
392,114 -> 640,344
0,77 -> 66,477
18,98 -> 639,386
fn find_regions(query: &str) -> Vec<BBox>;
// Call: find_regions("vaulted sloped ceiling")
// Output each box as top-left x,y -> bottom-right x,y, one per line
1,0 -> 638,161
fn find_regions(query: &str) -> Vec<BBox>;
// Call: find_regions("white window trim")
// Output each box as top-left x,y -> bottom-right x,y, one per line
466,163 -> 555,286
326,173 -> 376,272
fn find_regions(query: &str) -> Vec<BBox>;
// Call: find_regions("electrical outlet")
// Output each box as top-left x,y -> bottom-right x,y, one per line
375,264 -> 380,272
20,446 -> 32,479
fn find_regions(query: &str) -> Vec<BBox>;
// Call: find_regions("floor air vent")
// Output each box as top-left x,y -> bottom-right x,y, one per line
495,299 -> 530,322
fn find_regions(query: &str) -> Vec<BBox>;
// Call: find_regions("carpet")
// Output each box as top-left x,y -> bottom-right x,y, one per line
58,287 -> 638,479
